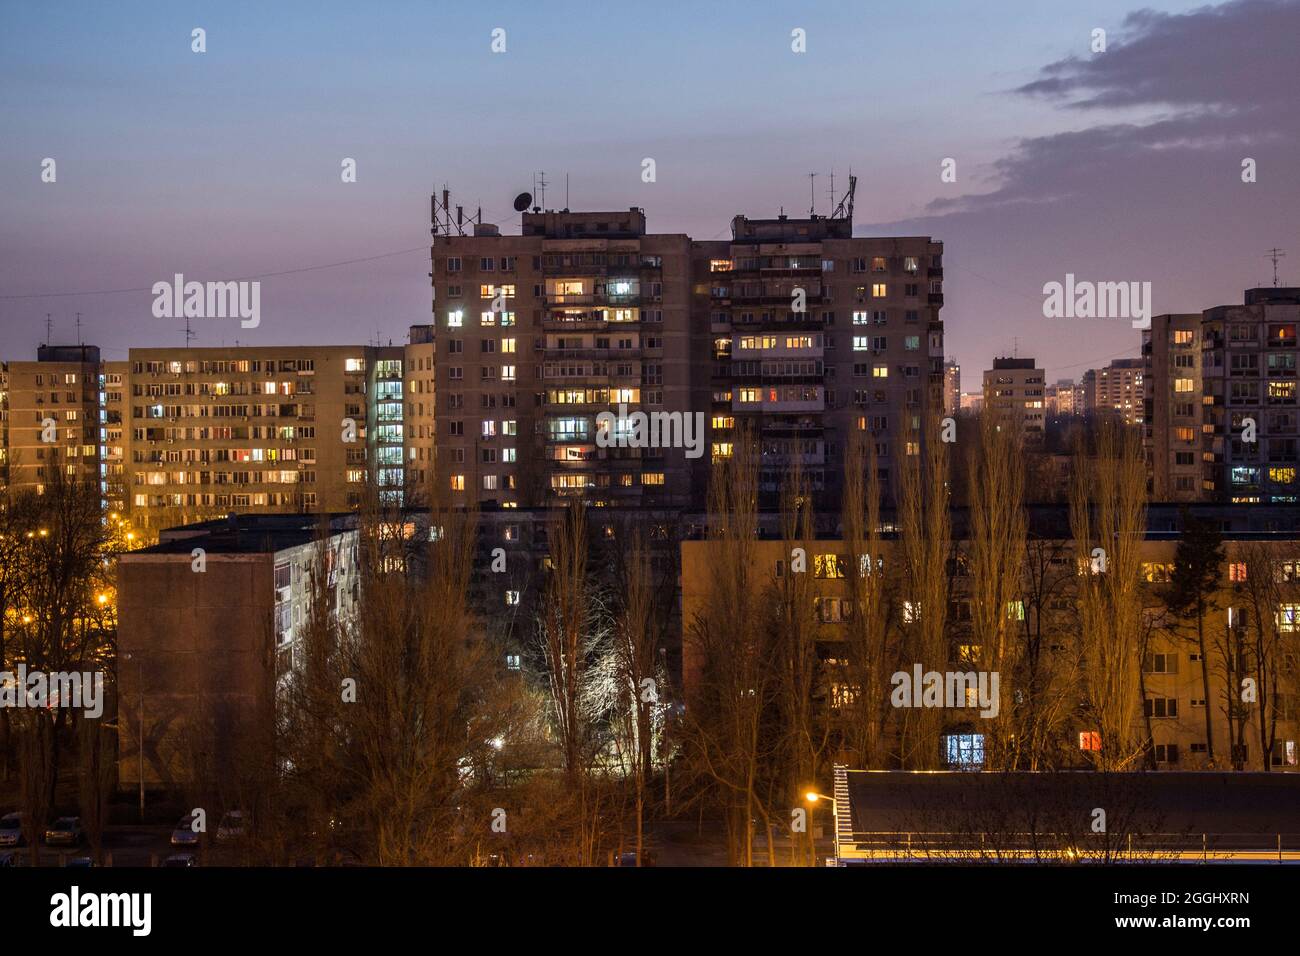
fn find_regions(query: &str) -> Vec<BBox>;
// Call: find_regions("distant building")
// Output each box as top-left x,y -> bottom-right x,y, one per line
1088,357 -> 1145,426
943,359 -> 961,417
1044,378 -> 1084,419
959,392 -> 983,414
982,357 -> 1045,445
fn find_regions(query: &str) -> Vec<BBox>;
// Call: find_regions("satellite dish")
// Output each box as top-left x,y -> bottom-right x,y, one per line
513,192 -> 533,213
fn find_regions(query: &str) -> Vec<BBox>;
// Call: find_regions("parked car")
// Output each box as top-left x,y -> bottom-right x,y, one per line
170,814 -> 201,848
0,812 -> 23,848
43,817 -> 83,847
617,849 -> 657,867
65,856 -> 96,868
162,852 -> 197,868
216,810 -> 247,844
0,850 -> 24,867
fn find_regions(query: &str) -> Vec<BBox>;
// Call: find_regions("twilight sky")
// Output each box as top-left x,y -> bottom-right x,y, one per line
2,0 -> 1297,389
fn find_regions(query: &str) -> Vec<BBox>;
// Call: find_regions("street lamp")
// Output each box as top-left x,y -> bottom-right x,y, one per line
805,791 -> 841,865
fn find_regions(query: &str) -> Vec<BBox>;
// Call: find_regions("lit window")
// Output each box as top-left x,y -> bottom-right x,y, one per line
945,734 -> 984,769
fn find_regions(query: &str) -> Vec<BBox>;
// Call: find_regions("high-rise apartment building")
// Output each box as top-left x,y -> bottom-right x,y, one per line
699,214 -> 943,500
983,357 -> 1045,445
1089,357 -> 1145,426
425,205 -> 942,507
1200,288 -> 1298,503
1144,314 -> 1203,501
424,210 -> 699,508
943,358 -> 961,417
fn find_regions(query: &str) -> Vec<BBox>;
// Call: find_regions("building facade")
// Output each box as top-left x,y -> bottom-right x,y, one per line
1200,288 -> 1299,503
982,357 -> 1045,445
1144,313 -> 1203,501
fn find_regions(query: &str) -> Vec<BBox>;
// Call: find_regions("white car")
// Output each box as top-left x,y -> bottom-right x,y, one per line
0,812 -> 23,847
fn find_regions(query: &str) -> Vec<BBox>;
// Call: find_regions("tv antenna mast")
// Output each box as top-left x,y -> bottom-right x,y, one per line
180,315 -> 197,348
831,172 -> 857,224
808,172 -> 817,217
1265,248 -> 1286,287
45,313 -> 53,345
75,311 -> 83,344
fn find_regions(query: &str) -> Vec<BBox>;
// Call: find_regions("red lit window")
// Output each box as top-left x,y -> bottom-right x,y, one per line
1079,731 -> 1102,752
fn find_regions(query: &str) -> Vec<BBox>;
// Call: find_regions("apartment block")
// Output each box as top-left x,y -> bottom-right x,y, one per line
426,210 -> 700,508
983,357 -> 1045,445
1144,314 -> 1203,501
4,345 -> 106,503
1044,378 -> 1084,419
124,345 -> 404,528
680,503 -> 1300,771
699,215 -> 944,501
116,513 -> 361,789
1200,288 -> 1299,503
1088,357 -> 1144,426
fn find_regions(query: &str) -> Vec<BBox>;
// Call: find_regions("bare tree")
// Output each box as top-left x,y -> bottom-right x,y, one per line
840,430 -> 895,768
1069,424 -> 1148,770
966,410 -> 1027,768
896,419 -> 950,769
682,432 -> 779,865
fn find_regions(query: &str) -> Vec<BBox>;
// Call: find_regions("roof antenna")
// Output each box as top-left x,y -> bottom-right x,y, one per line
537,171 -> 547,211
180,315 -> 197,348
565,172 -> 570,211
45,313 -> 53,345
1265,247 -> 1286,287
75,311 -> 83,345
809,172 -> 817,217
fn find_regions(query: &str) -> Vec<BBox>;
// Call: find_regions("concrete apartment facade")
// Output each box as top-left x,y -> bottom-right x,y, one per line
123,345 -> 406,529
1089,357 -> 1145,426
697,216 -> 944,502
3,345 -> 106,502
423,210 -> 699,509
982,357 -> 1045,446
1200,288 -> 1299,503
116,514 -> 359,790
680,503 -> 1300,772
1144,313 -> 1203,502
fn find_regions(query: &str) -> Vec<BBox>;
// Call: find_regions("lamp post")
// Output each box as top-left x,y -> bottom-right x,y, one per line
805,791 -> 840,865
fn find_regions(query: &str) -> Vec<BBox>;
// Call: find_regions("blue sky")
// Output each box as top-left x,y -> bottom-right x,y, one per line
3,1 -> 1295,388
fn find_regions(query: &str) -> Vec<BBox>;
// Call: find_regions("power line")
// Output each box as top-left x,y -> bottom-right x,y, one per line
0,245 -> 431,300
